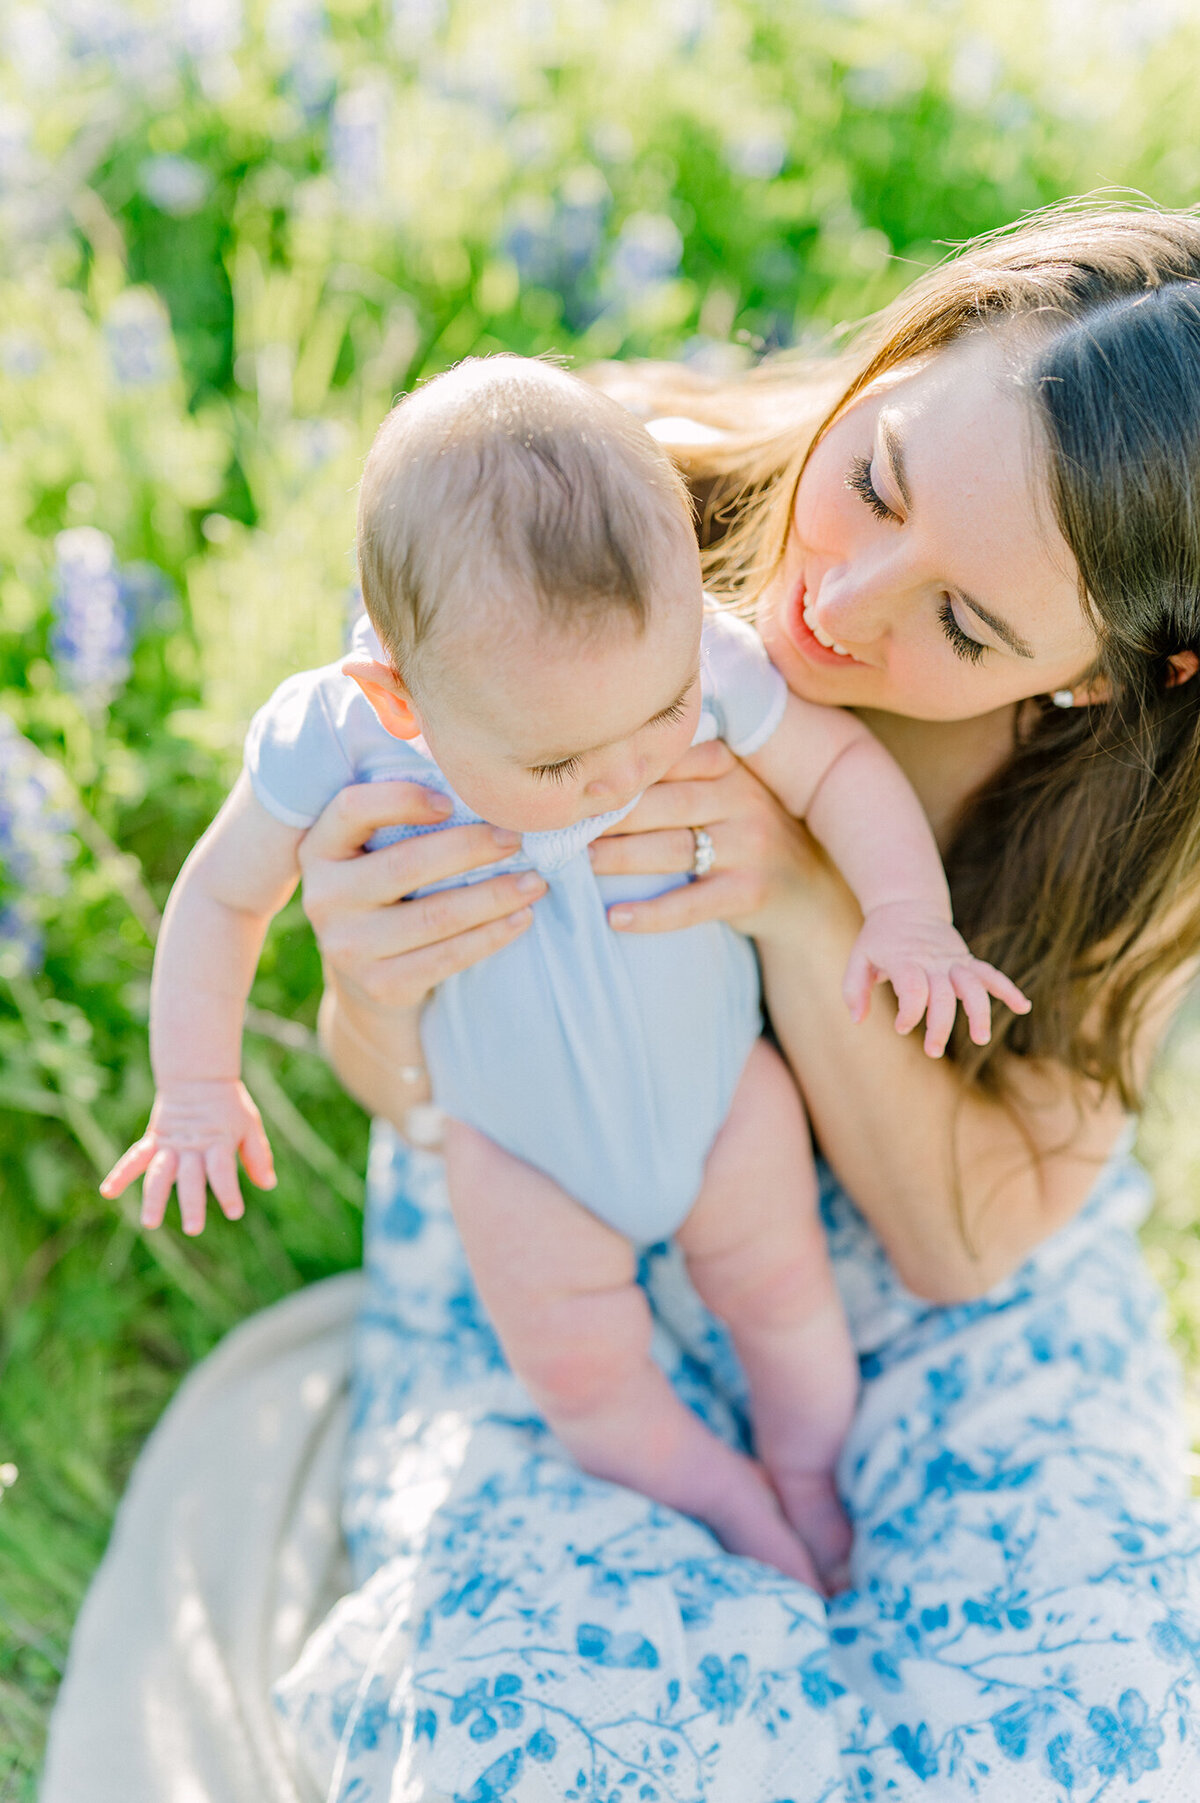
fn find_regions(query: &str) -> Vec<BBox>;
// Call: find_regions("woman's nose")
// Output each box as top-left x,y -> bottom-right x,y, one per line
810,559 -> 896,643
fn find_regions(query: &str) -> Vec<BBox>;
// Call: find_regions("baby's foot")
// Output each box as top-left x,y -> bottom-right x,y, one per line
700,1461 -> 824,1591
769,1467 -> 853,1593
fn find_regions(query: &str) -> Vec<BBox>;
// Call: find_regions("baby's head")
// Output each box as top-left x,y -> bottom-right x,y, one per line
346,355 -> 704,832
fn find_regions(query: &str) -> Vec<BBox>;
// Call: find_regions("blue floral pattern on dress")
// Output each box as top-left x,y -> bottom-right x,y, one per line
273,1124 -> 1200,1799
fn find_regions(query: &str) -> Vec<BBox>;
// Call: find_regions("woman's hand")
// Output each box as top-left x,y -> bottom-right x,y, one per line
297,780 -> 547,1011
588,740 -> 819,938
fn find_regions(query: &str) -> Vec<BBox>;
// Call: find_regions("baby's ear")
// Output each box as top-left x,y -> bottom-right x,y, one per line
341,656 -> 423,740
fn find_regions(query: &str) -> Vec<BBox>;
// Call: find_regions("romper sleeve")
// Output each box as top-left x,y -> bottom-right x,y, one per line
243,665 -> 357,830
699,605 -> 788,757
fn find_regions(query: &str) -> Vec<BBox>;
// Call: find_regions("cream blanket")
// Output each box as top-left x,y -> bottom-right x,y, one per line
40,1273 -> 363,1803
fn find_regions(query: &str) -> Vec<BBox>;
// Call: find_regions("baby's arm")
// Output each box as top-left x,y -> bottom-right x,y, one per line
745,698 -> 1029,1055
100,771 -> 305,1232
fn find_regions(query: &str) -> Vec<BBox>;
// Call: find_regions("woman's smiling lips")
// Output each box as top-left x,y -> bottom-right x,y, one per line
783,577 -> 868,667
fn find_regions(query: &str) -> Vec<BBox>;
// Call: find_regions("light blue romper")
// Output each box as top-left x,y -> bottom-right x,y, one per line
244,607 -> 787,1243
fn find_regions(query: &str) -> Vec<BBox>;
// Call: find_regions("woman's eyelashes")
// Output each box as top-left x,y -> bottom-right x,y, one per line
937,596 -> 987,664
845,454 -> 898,523
846,452 -> 990,666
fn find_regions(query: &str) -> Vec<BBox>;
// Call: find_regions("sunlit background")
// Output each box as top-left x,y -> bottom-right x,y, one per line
4,0 -> 1200,1786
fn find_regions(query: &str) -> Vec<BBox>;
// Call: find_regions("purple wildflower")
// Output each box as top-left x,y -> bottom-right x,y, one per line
51,528 -> 132,709
0,714 -> 74,976
104,289 -> 173,387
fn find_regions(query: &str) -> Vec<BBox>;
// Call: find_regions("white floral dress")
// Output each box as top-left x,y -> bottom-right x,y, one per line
273,1125 -> 1200,1801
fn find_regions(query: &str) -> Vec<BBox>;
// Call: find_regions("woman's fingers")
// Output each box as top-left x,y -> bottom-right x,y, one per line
140,1146 -> 179,1230
362,905 -> 537,1005
589,827 -> 698,877
606,775 -> 742,835
300,780 -> 453,862
99,1137 -> 155,1200
341,870 -> 547,977
176,1150 -> 208,1237
306,820 -> 524,918
607,871 -> 754,936
206,1142 -> 245,1222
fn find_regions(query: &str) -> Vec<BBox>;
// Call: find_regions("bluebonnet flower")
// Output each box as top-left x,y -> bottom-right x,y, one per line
267,0 -> 335,114
608,212 -> 683,301
0,713 -> 74,976
118,560 -> 176,634
58,0 -> 168,87
725,126 -> 789,180
51,528 -> 132,709
0,331 -> 43,378
104,289 -> 173,387
330,85 -> 390,209
139,154 -> 211,217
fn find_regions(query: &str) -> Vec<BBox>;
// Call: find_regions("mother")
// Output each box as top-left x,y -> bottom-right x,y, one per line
278,206 -> 1200,1798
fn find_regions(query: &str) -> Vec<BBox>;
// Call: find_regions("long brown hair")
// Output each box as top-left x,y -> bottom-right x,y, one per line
599,203 -> 1200,1106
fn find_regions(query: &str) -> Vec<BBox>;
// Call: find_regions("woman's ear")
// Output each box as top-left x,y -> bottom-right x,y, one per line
1166,650 -> 1200,688
341,656 -> 423,739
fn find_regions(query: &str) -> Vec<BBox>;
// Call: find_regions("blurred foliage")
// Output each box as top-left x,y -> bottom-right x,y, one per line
3,0 -> 1200,1788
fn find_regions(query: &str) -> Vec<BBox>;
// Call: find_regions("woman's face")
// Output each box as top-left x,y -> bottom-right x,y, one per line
757,332 -> 1100,723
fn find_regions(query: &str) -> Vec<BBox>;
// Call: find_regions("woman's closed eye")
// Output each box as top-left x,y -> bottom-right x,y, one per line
846,454 -> 991,665
845,453 -> 898,523
937,596 -> 987,664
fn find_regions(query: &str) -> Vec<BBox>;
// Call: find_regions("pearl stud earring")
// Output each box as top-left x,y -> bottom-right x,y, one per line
1051,689 -> 1075,709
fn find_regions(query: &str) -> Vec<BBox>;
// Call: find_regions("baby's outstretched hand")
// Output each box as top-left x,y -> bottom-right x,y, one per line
843,902 -> 1031,1057
99,1079 -> 276,1234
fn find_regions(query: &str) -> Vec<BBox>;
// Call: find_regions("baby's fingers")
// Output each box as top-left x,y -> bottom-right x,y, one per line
842,944 -> 879,1024
922,973 -> 959,1059
99,1137 -> 155,1201
206,1141 -> 246,1223
176,1150 -> 208,1237
238,1109 -> 276,1191
973,961 -> 1032,1016
140,1146 -> 179,1230
891,964 -> 931,1038
950,966 -> 994,1046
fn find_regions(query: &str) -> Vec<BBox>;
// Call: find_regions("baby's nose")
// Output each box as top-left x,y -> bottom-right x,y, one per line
585,751 -> 645,805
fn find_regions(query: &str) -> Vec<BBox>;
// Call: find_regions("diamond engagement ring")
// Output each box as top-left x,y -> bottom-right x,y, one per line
690,826 -> 715,877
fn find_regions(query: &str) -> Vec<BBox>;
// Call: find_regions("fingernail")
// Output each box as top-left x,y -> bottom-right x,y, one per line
507,906 -> 532,927
609,907 -> 633,929
493,827 -> 521,849
516,871 -> 544,894
428,792 -> 453,817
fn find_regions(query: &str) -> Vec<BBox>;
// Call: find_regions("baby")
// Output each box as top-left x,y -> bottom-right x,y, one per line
102,356 -> 1028,1587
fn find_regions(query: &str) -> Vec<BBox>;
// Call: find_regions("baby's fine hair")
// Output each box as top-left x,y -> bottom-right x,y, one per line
356,355 -> 699,683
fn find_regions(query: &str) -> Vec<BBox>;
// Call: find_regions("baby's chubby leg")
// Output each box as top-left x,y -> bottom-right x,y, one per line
677,1039 -> 858,1588
444,1119 -> 821,1587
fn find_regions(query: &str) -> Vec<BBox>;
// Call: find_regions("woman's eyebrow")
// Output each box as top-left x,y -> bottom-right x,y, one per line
879,416 -> 1036,659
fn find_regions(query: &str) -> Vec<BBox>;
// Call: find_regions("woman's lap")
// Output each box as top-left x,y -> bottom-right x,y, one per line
273,1127 -> 1200,1800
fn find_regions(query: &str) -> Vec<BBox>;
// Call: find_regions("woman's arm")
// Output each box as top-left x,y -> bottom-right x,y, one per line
297,780 -> 548,1132
591,742 -> 1188,1302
